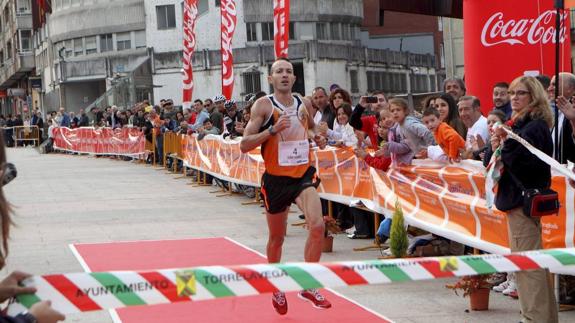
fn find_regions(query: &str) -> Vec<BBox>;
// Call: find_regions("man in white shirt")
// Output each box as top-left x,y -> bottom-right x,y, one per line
458,96 -> 489,156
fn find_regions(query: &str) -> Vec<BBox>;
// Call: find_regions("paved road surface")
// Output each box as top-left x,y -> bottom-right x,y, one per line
3,148 -> 574,322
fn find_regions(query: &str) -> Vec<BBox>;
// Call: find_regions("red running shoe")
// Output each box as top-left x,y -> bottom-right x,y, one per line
272,291 -> 288,315
298,289 -> 332,309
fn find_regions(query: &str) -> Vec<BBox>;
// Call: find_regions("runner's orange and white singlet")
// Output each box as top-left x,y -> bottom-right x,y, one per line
260,94 -> 309,178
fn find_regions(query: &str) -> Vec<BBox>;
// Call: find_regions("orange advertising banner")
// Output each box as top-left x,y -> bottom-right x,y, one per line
53,127 -> 146,156
182,135 -> 575,254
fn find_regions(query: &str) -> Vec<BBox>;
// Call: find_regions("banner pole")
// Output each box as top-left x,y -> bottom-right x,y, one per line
554,0 -> 563,161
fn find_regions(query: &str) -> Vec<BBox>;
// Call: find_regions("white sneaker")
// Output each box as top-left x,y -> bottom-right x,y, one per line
493,280 -> 509,292
502,280 -> 517,296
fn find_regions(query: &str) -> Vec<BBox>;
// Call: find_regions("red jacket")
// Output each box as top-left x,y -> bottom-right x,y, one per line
364,154 -> 392,171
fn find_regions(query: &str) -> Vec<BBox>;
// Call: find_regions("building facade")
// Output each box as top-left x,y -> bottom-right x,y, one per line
0,0 -> 35,116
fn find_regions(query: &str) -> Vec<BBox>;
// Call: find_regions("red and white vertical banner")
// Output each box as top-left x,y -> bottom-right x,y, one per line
273,0 -> 290,58
182,0 -> 198,111
464,0 -> 571,115
220,0 -> 237,100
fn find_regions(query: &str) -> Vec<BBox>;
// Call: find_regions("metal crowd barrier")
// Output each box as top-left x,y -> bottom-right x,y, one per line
2,125 -> 42,146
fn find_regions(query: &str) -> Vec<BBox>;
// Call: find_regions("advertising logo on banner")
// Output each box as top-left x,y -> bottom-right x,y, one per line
220,0 -> 237,99
464,0 -> 571,115
273,0 -> 290,58
182,0 -> 198,110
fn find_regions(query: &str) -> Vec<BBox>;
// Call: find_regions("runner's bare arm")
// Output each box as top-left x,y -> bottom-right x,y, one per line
240,99 -> 273,153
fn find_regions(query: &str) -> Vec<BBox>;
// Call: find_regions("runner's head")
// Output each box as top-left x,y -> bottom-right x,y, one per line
268,58 -> 295,94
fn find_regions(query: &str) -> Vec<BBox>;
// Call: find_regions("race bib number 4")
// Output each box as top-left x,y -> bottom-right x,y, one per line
278,140 -> 309,166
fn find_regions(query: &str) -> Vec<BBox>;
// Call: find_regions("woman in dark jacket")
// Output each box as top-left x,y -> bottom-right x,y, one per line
486,75 -> 557,323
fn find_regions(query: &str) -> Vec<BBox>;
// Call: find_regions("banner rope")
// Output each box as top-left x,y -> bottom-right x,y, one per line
8,248 -> 575,315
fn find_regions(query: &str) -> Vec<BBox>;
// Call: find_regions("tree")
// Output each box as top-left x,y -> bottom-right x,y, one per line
389,200 -> 408,258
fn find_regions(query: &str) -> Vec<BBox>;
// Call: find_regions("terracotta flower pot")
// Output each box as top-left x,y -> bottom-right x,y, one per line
469,288 -> 490,311
322,236 -> 333,253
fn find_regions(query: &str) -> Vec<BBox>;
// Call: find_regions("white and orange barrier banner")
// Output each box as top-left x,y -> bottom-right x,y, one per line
53,127 -> 146,157
181,135 -> 575,254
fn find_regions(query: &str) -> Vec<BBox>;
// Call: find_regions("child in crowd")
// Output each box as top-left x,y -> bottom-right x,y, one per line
354,108 -> 394,171
479,109 -> 506,164
383,98 -> 435,165
420,107 -> 466,163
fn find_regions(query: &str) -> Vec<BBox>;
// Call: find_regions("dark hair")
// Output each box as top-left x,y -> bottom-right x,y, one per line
422,95 -> 439,110
336,103 -> 353,120
329,88 -> 352,106
535,75 -> 551,90
312,87 -> 327,96
194,99 -> 203,105
270,57 -> 292,73
203,119 -> 212,125
204,99 -> 213,104
253,91 -> 267,101
0,131 -> 11,268
371,90 -> 386,96
488,109 -> 507,123
493,82 -> 509,89
423,107 -> 440,118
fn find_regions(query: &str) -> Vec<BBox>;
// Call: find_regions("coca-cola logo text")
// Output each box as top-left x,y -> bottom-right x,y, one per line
182,0 -> 198,97
274,0 -> 289,58
221,0 -> 237,95
481,10 -> 568,47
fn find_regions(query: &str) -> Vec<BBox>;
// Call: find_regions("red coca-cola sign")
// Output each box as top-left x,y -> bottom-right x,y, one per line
464,0 -> 571,115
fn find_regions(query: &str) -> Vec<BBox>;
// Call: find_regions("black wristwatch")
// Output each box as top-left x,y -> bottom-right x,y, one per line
19,311 -> 37,323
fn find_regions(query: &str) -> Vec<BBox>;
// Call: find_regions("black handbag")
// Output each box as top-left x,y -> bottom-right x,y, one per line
507,169 -> 560,217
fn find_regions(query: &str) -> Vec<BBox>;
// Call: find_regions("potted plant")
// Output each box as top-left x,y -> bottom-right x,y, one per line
389,200 -> 408,258
446,274 -> 492,311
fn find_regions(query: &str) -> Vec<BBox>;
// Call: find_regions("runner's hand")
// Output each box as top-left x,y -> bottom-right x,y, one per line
0,271 -> 36,302
274,115 -> 291,133
29,301 -> 66,323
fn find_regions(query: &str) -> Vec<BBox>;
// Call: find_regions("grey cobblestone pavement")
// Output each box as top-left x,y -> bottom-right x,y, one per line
2,147 -> 574,322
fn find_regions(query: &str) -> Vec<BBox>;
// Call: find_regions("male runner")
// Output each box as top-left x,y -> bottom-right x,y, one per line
240,58 -> 332,315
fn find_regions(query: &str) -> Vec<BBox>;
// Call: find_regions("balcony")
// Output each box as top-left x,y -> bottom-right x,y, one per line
0,52 -> 35,89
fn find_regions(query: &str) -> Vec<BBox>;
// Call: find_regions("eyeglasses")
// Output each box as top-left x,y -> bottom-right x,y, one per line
508,90 -> 530,96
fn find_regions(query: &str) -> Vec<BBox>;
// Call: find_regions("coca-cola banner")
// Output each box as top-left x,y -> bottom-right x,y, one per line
182,0 -> 198,110
220,0 -> 237,99
464,0 -> 571,115
273,0 -> 290,58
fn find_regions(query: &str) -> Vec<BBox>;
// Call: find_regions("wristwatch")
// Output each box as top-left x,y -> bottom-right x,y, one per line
268,125 -> 277,136
19,311 -> 37,323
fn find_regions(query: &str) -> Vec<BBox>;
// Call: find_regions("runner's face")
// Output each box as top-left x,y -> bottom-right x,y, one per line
269,61 -> 295,92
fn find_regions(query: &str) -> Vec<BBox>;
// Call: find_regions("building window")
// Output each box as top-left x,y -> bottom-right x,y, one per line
73,37 -> 83,56
100,34 -> 113,52
64,39 -> 73,57
215,0 -> 220,6
116,32 -> 131,51
246,23 -> 257,42
242,70 -> 261,95
6,42 -> 11,59
0,51 -> 4,64
289,22 -> 295,40
342,24 -> 350,40
261,22 -> 273,41
85,36 -> 97,54
330,23 -> 340,40
156,5 -> 176,30
316,23 -> 328,40
19,30 -> 32,52
134,30 -> 146,49
350,70 -> 358,93
16,0 -> 31,15
379,10 -> 385,26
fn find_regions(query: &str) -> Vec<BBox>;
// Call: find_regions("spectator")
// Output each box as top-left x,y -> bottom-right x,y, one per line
458,96 -> 489,159
70,112 -> 79,128
59,107 -> 71,128
190,98 -> 211,132
350,94 -> 393,149
312,87 -> 335,129
223,100 -> 242,137
422,95 -> 438,111
363,90 -> 389,117
548,72 -> 575,164
203,98 -> 214,113
435,93 -> 467,138
90,107 -> 104,125
197,119 -> 219,140
325,103 -> 357,147
210,95 -> 226,134
78,109 -> 90,127
383,98 -> 435,165
235,104 -> 251,136
486,75 -> 557,323
421,107 -> 465,163
480,109 -> 507,164
443,77 -> 466,102
492,82 -> 512,119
